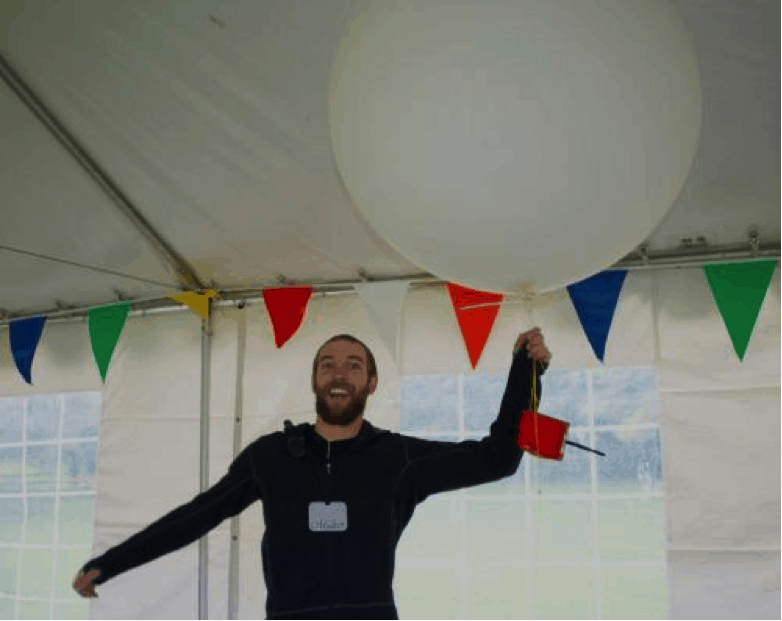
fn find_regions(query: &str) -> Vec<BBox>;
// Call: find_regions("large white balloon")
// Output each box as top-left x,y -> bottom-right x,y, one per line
329,0 -> 701,294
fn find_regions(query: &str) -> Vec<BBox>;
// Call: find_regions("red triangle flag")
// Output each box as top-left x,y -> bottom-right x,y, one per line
262,286 -> 314,348
446,282 -> 505,369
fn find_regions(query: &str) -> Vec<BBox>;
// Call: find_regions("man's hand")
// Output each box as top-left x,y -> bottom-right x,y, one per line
73,568 -> 101,599
513,327 -> 551,365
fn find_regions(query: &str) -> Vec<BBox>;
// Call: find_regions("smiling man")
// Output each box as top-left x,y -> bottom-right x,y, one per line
74,330 -> 550,619
312,335 -> 378,441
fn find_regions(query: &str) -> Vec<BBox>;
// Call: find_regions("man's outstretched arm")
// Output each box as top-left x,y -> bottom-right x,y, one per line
400,329 -> 551,503
73,443 -> 262,596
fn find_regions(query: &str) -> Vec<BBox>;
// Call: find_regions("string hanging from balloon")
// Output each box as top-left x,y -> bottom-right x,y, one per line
516,301 -> 603,617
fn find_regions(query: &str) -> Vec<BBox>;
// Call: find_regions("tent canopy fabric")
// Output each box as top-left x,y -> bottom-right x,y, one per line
0,0 -> 779,317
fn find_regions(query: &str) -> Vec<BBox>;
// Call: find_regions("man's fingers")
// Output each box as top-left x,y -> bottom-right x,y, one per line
517,335 -> 544,348
514,329 -> 547,357
73,569 -> 100,598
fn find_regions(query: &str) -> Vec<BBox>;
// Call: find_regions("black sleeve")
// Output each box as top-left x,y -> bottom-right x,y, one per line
79,445 -> 262,586
401,350 -> 547,502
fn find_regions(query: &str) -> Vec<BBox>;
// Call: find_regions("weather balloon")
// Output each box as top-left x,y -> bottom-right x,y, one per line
329,0 -> 701,294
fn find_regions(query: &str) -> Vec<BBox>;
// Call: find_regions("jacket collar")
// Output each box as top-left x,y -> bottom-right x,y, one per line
305,418 -> 381,447
284,418 -> 389,460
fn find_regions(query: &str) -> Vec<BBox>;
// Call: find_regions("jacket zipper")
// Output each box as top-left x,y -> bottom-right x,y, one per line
325,440 -> 334,597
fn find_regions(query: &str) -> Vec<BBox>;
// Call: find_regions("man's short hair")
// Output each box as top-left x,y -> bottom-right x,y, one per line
312,334 -> 377,381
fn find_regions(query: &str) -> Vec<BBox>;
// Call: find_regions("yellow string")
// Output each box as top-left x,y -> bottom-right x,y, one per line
531,359 -> 540,456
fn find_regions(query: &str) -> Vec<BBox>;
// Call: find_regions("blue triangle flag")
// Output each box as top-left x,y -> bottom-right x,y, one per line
567,270 -> 628,362
10,316 -> 48,385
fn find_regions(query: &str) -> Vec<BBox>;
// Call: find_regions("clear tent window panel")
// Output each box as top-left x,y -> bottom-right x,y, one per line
0,392 -> 100,620
398,366 -> 668,620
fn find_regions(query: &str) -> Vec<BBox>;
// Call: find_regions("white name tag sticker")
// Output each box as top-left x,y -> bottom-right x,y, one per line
309,501 -> 348,532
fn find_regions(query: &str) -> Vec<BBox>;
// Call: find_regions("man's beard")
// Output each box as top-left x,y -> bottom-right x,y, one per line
314,383 -> 371,427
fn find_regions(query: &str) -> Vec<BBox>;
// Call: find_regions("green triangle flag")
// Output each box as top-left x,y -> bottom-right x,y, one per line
87,302 -> 132,383
703,259 -> 777,362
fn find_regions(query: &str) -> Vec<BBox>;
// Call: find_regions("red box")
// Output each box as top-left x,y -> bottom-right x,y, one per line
517,410 -> 570,461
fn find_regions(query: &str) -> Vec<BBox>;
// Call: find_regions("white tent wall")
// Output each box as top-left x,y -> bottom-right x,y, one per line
2,266 -> 778,619
655,270 -> 780,620
88,308 -> 235,619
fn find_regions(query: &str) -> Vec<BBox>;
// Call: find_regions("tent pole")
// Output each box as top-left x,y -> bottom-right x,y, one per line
198,301 -> 214,619
228,309 -> 248,619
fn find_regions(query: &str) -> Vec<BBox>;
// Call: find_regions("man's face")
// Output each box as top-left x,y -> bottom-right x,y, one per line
312,340 -> 377,427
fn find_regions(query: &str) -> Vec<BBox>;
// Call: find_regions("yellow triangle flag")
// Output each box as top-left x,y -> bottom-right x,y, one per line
170,289 -> 219,321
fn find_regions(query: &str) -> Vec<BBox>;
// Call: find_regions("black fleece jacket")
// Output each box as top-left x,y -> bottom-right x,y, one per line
80,350 -> 546,619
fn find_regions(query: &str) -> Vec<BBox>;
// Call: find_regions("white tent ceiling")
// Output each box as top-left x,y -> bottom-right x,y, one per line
0,0 -> 779,316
